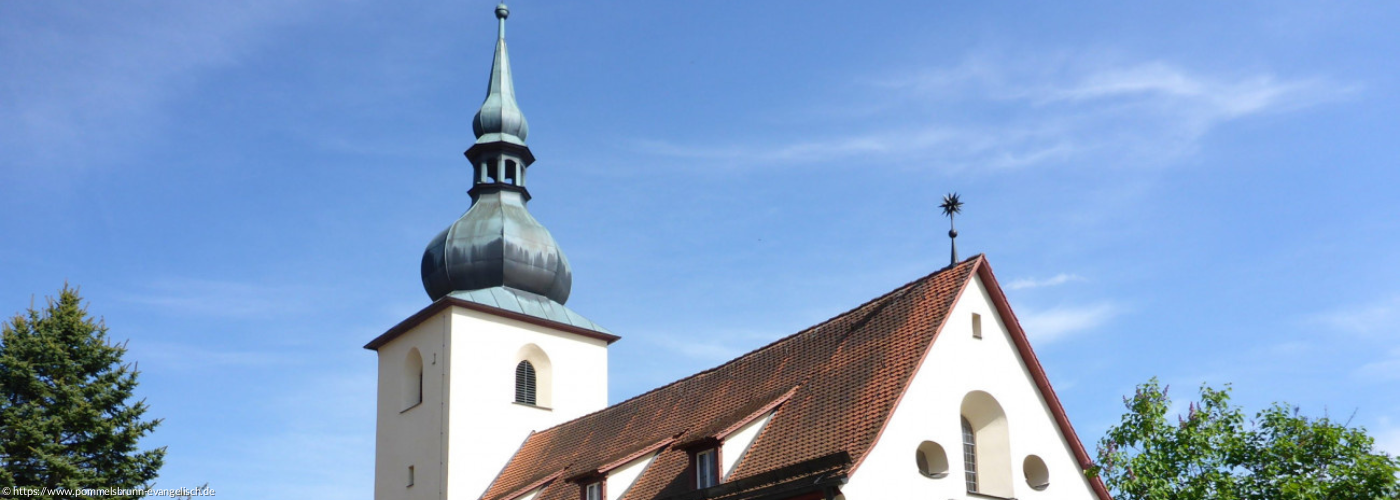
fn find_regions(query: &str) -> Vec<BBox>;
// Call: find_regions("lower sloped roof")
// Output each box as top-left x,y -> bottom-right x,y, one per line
481,256 -> 1110,500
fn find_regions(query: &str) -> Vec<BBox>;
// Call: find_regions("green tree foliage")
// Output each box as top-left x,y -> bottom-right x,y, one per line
0,285 -> 165,498
1092,378 -> 1400,500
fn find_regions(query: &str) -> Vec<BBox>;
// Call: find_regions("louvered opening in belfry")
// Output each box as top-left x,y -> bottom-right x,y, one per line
515,360 -> 537,405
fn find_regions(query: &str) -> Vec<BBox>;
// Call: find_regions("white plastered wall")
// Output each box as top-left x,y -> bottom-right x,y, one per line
840,275 -> 1099,500
444,307 -> 610,500
721,412 -> 773,480
374,311 -> 449,500
605,452 -> 658,500
374,305 -> 610,500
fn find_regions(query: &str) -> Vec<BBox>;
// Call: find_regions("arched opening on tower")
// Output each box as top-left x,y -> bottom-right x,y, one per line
404,348 -> 424,410
504,159 -> 518,185
514,343 -> 553,407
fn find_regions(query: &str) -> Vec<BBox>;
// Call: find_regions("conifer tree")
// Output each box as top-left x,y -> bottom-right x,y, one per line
0,285 -> 164,498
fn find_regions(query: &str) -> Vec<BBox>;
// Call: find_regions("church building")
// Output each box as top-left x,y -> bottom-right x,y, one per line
365,5 -> 1113,500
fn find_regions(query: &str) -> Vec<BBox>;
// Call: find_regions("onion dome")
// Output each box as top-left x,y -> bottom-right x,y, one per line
421,190 -> 572,303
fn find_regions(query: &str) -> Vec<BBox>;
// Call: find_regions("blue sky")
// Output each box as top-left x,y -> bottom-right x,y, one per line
3,1 -> 1398,497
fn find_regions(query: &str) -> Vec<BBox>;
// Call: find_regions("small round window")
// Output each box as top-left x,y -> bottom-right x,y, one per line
1024,454 -> 1049,490
915,441 -> 949,478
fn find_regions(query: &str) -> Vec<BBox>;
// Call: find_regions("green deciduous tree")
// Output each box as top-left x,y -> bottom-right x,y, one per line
0,285 -> 165,499
1091,378 -> 1400,500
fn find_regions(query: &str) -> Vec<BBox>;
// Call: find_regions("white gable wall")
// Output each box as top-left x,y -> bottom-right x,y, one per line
840,275 -> 1098,500
605,452 -> 658,500
721,412 -> 773,480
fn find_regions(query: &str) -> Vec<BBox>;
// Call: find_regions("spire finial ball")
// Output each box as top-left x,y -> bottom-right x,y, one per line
495,3 -> 509,20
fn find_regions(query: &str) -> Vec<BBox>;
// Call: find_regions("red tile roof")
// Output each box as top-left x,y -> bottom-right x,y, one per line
481,256 -> 1110,500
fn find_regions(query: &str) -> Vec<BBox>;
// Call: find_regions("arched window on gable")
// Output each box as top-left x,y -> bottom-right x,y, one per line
404,348 -> 424,410
515,360 -> 537,405
961,391 -> 1012,497
961,417 -> 978,492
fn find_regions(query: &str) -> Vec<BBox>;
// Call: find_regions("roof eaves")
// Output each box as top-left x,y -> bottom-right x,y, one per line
364,294 -> 620,350
656,451 -> 851,500
500,469 -> 565,500
714,386 -> 799,442
595,436 -> 676,475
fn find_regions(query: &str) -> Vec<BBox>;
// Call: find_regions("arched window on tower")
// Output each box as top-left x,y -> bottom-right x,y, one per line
404,348 -> 423,410
515,360 -> 537,405
513,344 -> 552,407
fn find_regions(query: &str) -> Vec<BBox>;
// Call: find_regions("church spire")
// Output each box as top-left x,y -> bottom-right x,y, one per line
462,2 -> 535,201
421,3 -> 572,304
472,3 -> 529,148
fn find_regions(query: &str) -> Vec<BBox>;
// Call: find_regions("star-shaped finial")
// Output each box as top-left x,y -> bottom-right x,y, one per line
940,192 -> 963,218
939,192 -> 963,266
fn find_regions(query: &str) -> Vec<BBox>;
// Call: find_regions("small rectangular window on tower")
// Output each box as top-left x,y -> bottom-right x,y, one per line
972,313 -> 983,339
407,465 -> 415,488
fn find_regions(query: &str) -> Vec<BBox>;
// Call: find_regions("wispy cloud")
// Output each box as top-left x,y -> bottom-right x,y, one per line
0,3 -> 321,176
1373,418 -> 1400,457
1312,296 -> 1400,336
634,54 -> 1350,172
128,340 -> 296,371
166,370 -> 375,498
1265,340 -> 1312,357
119,278 -> 324,319
1019,302 -> 1120,343
644,329 -> 779,364
1355,347 -> 1400,382
1008,273 -> 1085,290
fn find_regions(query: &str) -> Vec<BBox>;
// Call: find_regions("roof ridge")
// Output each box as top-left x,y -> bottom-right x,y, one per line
522,256 -> 984,441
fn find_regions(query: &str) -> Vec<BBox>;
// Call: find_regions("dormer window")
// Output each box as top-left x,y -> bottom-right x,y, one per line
583,481 -> 603,500
695,449 -> 718,489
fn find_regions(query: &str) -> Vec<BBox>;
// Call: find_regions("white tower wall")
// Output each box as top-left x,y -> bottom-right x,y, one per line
373,304 -> 610,500
374,311 -> 449,500
444,307 -> 609,500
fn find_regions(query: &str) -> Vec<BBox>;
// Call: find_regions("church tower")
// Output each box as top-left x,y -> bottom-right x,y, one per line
365,5 -> 618,499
